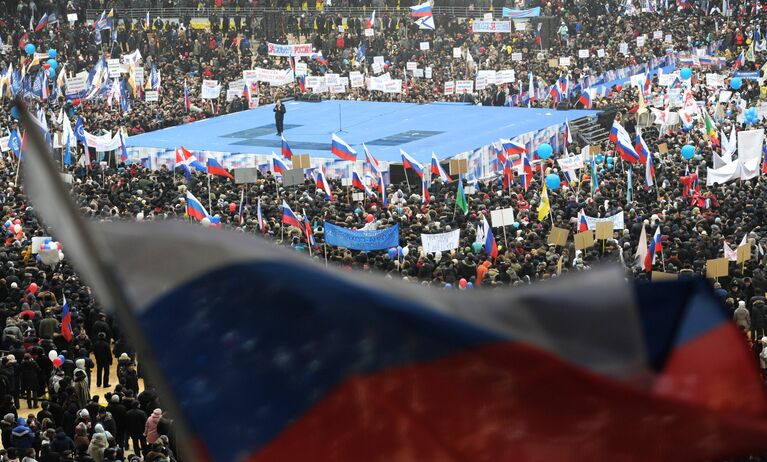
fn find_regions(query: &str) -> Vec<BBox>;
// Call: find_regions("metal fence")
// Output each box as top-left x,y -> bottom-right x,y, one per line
85,5 -> 503,20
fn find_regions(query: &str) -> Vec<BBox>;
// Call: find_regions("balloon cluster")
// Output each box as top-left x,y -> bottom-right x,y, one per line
681,144 -> 696,160
48,350 -> 66,368
386,246 -> 410,259
745,107 -> 760,125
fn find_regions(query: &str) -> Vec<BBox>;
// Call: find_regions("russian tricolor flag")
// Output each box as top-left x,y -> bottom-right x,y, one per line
61,295 -> 73,342
431,153 -> 451,182
518,153 -> 533,191
207,157 -> 234,179
501,138 -> 527,156
281,200 -> 304,231
273,155 -> 291,176
400,149 -> 424,178
281,136 -> 294,160
352,170 -> 366,191
422,177 -> 431,204
178,146 -> 206,172
186,192 -> 210,222
410,1 -> 433,17
616,136 -> 641,163
578,208 -> 589,232
645,151 -> 655,188
34,13 -> 49,32
634,130 -> 650,164
331,134 -> 357,162
579,88 -> 593,109
183,80 -> 191,111
363,144 -> 380,172
256,196 -> 265,233
315,168 -> 333,201
644,226 -> 662,272
483,217 -> 498,259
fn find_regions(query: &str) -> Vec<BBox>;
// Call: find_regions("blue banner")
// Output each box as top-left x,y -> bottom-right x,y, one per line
733,71 -> 761,80
502,6 -> 540,17
323,221 -> 399,251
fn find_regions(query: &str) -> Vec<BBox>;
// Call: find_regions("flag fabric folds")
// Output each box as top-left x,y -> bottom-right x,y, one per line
537,183 -> 550,221
331,134 -> 357,162
401,150 -> 425,178
206,158 -> 234,180
456,177 -> 468,215
281,136 -> 294,160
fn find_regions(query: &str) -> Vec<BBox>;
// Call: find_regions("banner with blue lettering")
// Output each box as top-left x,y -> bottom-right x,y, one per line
502,6 -> 541,17
733,71 -> 761,80
323,222 -> 399,251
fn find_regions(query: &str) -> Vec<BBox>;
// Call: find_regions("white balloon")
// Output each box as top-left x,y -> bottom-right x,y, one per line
201,217 -> 211,227
48,350 -> 58,361
402,246 -> 409,257
13,224 -> 21,234
58,252 -> 64,261
136,212 -> 144,221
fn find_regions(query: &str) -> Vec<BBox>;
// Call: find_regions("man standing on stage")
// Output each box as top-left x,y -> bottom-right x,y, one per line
274,99 -> 286,136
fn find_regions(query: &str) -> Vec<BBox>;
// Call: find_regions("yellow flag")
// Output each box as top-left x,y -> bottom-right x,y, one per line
537,183 -> 550,221
637,87 -> 648,115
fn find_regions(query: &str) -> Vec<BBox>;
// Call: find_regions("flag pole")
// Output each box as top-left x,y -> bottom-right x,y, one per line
13,151 -> 23,187
404,168 -> 412,191
207,172 -> 212,212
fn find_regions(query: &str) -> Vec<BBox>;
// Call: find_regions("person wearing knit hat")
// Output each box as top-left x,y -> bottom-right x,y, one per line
734,300 -> 751,332
144,408 -> 163,445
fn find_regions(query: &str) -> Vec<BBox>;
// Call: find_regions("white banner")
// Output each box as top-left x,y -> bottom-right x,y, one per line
421,229 -> 461,253
145,90 -> 159,102
584,212 -> 624,231
557,154 -> 584,171
121,49 -> 142,65
107,59 -> 121,78
201,80 -> 221,99
228,79 -> 245,93
84,130 -> 123,152
266,42 -> 314,57
256,68 -> 293,86
472,20 -> 512,33
65,75 -> 87,95
456,80 -> 474,93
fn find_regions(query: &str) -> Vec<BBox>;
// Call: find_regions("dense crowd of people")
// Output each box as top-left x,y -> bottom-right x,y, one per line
1,0 -> 767,460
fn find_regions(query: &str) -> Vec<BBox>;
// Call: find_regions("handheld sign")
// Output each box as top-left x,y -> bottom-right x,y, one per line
574,230 -> 595,250
595,221 -> 613,241
706,258 -> 729,279
547,226 -> 569,247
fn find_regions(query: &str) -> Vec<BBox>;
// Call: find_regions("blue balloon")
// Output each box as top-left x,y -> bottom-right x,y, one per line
48,68 -> 55,78
607,163 -> 615,170
46,59 -> 57,69
24,43 -> 36,55
731,77 -> 743,90
466,282 -> 473,288
545,173 -> 561,190
58,354 -> 65,363
444,283 -> 452,289
681,144 -> 695,160
387,248 -> 396,259
397,245 -> 403,257
47,48 -> 57,59
606,156 -> 614,164
512,221 -> 520,228
595,154 -> 605,164
537,143 -> 553,159
680,67 -> 692,80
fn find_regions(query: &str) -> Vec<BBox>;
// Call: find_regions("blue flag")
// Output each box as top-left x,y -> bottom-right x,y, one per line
357,42 -> 366,64
74,117 -> 86,143
8,129 -> 21,159
323,221 -> 399,251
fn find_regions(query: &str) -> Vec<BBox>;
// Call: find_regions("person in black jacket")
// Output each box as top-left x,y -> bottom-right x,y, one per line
93,332 -> 112,388
18,353 -> 41,409
107,394 -> 127,449
273,99 -> 286,136
125,401 -> 147,456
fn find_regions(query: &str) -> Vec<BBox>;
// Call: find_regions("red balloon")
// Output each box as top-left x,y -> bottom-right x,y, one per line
228,202 -> 237,213
27,283 -> 38,294
42,63 -> 50,70
365,214 -> 374,223
52,358 -> 62,368
20,310 -> 35,320
12,219 -> 20,225
459,278 -> 467,289
71,99 -> 81,106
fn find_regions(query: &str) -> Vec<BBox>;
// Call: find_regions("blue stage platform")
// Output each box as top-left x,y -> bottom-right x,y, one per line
127,101 -> 598,163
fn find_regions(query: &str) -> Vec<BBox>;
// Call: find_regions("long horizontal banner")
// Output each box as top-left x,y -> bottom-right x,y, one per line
502,6 -> 541,17
324,221 -> 399,251
472,20 -> 512,33
421,229 -> 460,253
267,42 -> 314,57
584,212 -> 625,231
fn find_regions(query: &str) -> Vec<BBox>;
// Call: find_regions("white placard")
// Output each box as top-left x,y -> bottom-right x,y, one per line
619,43 -> 629,55
719,90 -> 733,102
413,68 -> 424,78
133,66 -> 144,85
664,34 -> 672,43
444,81 -> 455,95
352,192 -> 365,201
636,36 -> 646,47
706,73 -> 724,87
338,25 -> 344,32
406,61 -> 418,71
514,21 -> 526,31
0,136 -> 8,152
325,73 -> 340,86
372,62 -> 382,74
453,47 -> 462,58
225,89 -> 240,101
657,73 -> 677,86
456,80 -> 474,93
483,12 -> 493,20
557,154 -> 584,171
295,62 -> 308,76
578,49 -> 589,58
511,52 -> 523,61
364,28 -> 374,36
653,30 -> 663,40
373,56 -> 385,65
420,41 -> 430,50
243,69 -> 258,81
425,67 -> 432,79
145,90 -> 159,102
67,13 -> 77,22
228,78 -> 245,93
597,49 -> 605,58
330,85 -> 346,94
490,208 -> 515,227
107,59 -> 121,78
349,71 -> 364,88
496,69 -> 515,83
421,229 -> 461,253
478,70 -> 497,85
65,75 -> 87,95
201,79 -> 221,99
559,57 -> 571,67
